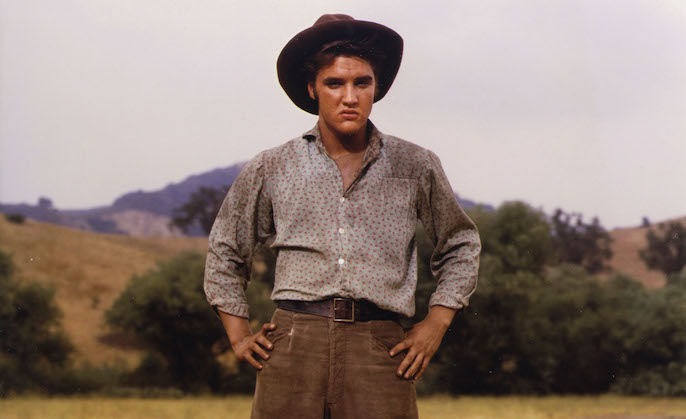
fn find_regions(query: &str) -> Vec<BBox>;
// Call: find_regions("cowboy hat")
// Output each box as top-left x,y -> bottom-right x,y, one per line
277,14 -> 403,115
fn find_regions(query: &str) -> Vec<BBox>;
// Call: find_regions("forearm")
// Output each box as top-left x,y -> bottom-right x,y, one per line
204,152 -> 274,320
428,229 -> 481,310
204,240 -> 251,319
419,151 -> 481,310
218,310 -> 252,348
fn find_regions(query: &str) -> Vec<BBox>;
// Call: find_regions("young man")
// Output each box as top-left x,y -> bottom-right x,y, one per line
205,14 -> 480,419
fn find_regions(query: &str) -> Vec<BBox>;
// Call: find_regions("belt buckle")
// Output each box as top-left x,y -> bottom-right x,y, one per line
333,298 -> 355,323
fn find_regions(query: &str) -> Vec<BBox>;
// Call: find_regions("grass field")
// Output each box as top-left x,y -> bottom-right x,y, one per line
2,396 -> 686,419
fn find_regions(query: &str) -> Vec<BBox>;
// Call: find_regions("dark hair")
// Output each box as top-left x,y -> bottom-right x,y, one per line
303,36 -> 387,96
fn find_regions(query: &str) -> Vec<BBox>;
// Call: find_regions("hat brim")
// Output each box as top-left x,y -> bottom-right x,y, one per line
277,19 -> 403,115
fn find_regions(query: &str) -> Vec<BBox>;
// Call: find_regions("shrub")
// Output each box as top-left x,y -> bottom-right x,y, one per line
4,213 -> 25,224
0,250 -> 74,396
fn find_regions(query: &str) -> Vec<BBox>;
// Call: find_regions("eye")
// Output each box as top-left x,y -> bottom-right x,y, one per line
355,79 -> 373,88
325,81 -> 342,88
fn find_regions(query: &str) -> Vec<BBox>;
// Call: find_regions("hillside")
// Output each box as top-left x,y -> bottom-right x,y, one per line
0,216 -> 207,366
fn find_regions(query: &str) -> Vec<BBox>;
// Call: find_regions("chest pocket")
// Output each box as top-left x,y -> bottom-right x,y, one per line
381,177 -> 417,224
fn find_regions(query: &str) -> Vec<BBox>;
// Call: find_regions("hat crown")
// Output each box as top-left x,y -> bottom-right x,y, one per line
313,14 -> 354,26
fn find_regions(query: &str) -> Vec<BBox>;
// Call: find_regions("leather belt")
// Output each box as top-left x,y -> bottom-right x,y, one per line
276,298 -> 399,323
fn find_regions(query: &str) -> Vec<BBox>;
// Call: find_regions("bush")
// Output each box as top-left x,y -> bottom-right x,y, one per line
4,213 -> 25,224
427,264 -> 686,396
0,250 -> 74,396
105,252 -> 253,393
68,360 -> 129,394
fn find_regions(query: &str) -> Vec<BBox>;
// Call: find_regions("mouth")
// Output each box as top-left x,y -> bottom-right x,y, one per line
340,111 -> 359,120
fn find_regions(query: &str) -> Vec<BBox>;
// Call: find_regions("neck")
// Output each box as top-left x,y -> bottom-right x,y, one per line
318,119 -> 368,158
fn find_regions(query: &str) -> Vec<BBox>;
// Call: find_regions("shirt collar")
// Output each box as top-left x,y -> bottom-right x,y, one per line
302,120 -> 384,162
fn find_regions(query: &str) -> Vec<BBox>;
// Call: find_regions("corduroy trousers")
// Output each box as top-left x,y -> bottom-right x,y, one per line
250,308 -> 419,419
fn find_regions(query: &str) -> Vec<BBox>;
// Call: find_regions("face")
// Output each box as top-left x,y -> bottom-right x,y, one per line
307,55 -> 376,138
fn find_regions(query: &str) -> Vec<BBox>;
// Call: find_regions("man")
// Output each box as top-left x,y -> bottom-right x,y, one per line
205,14 -> 480,419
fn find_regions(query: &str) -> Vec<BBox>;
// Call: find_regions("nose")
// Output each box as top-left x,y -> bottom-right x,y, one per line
342,84 -> 358,106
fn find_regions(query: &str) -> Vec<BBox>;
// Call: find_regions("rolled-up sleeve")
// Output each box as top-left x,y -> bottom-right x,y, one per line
204,152 -> 274,319
418,150 -> 481,310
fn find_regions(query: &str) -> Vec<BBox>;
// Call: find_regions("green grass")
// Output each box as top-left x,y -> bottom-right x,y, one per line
1,395 -> 686,419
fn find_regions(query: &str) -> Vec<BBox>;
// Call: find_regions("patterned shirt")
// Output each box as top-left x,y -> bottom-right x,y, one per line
204,122 -> 481,319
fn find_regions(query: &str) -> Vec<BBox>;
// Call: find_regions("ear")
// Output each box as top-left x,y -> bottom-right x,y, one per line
307,81 -> 316,100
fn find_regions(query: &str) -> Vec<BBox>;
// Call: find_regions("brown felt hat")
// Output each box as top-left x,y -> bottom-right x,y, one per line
277,14 -> 404,115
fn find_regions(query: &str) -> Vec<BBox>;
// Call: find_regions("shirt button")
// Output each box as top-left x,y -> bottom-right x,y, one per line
339,197 -> 346,203
338,258 -> 345,265
338,228 -> 345,234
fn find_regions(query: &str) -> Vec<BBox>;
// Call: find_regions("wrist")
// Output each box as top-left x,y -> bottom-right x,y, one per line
426,305 -> 457,329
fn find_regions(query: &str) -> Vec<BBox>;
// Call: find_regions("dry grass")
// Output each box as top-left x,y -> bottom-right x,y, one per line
0,217 -> 207,365
420,395 -> 686,418
1,396 -> 685,419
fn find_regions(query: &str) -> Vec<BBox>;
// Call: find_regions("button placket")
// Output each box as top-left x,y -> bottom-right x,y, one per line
336,192 -> 350,291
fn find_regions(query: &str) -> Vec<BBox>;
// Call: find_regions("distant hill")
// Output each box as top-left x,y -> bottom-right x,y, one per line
0,163 -> 246,237
0,161 -> 490,237
109,164 -> 246,216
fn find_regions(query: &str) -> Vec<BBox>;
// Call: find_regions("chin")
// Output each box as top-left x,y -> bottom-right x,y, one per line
334,121 -> 366,136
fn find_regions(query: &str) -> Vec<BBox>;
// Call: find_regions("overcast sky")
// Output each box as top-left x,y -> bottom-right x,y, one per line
1,0 -> 685,229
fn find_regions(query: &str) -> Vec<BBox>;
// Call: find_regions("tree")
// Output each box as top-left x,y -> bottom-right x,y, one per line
105,252 -> 242,392
470,201 -> 553,274
171,186 -> 230,235
639,221 -> 686,276
0,250 -> 74,396
38,197 -> 54,210
549,209 -> 612,273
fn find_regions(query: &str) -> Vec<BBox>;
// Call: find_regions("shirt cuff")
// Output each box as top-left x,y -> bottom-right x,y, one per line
211,301 -> 250,319
429,292 -> 470,311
